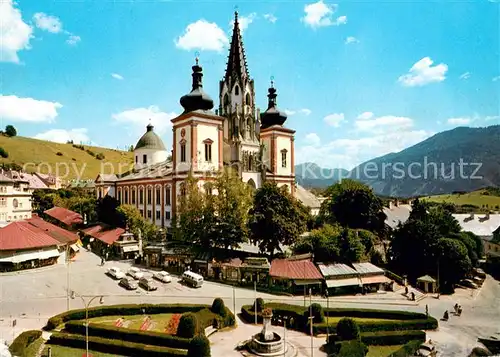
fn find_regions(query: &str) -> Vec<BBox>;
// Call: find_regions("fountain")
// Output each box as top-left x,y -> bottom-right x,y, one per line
247,308 -> 286,356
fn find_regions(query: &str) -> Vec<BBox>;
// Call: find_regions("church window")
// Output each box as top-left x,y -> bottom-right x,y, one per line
147,188 -> 152,205
165,186 -> 171,206
139,188 -> 144,204
281,149 -> 287,168
156,188 -> 161,205
235,85 -> 239,95
248,155 -> 253,171
166,211 -> 171,220
118,191 -> 122,202
131,189 -> 136,204
147,210 -> 152,219
204,182 -> 213,195
180,143 -> 186,162
203,139 -> 213,162
124,190 -> 128,204
143,154 -> 147,164
156,210 -> 161,220
245,93 -> 251,105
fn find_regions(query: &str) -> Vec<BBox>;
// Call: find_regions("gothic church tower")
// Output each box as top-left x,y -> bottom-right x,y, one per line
219,11 -> 261,189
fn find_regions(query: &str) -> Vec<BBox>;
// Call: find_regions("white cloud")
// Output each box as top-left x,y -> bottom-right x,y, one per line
231,13 -> 256,33
34,128 -> 90,144
285,108 -> 311,116
284,110 -> 296,116
33,12 -> 62,33
175,20 -> 229,51
112,105 -> 177,134
0,95 -> 62,122
263,14 -> 277,23
398,57 -> 448,87
0,0 -> 33,63
447,117 -> 471,125
356,115 -> 413,133
485,115 -> 500,121
324,113 -> 345,127
459,72 -> 471,80
357,111 -> 374,120
66,34 -> 81,46
305,133 -> 321,146
302,1 -> 347,28
493,76 -> 500,82
300,108 -> 312,116
111,73 -> 124,80
345,36 -> 359,44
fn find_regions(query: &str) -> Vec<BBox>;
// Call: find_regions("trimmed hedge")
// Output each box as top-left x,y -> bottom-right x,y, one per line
328,330 -> 426,346
334,340 -> 369,357
9,330 -> 42,356
336,318 -> 360,341
188,335 -> 211,357
389,340 -> 423,357
312,317 -> 438,335
48,332 -> 187,356
64,321 -> 191,349
177,313 -> 199,338
46,303 -> 207,330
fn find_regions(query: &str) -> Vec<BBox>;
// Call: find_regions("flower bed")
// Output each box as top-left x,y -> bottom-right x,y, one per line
166,314 -> 182,334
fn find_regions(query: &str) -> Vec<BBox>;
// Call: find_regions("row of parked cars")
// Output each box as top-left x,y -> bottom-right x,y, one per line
106,266 -> 172,291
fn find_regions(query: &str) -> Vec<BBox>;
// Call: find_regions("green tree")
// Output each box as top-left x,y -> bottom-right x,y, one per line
320,179 -> 386,233
437,238 -> 471,290
249,183 -> 307,258
31,189 -> 56,214
117,204 -> 158,241
177,313 -> 199,338
4,125 -> 17,137
96,195 -> 122,226
66,196 -> 97,223
293,224 -> 342,263
338,228 -> 366,263
187,335 -> 211,357
336,318 -> 360,341
0,147 -> 8,158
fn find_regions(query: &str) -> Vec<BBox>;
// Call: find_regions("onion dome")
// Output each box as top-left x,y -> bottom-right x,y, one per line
260,80 -> 287,129
134,123 -> 166,150
180,58 -> 214,113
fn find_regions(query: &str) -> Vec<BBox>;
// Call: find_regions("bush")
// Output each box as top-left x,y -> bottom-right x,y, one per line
48,332 -> 187,357
308,303 -> 324,323
390,340 -> 423,357
5,125 -> 17,137
72,144 -> 85,150
86,149 -> 96,157
9,330 -> 42,356
0,146 -> 8,158
96,153 -> 105,160
177,313 -> 199,338
334,340 -> 368,357
56,151 -> 63,156
336,318 -> 360,341
187,335 -> 210,357
253,298 -> 264,312
360,330 -> 425,345
211,298 -> 226,317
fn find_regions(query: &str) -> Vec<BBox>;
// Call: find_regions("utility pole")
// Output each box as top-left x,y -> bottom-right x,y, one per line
232,285 -> 236,317
254,281 -> 257,325
309,288 -> 313,357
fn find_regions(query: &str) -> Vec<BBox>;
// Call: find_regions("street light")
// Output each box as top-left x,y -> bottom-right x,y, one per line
325,290 -> 329,343
309,288 -> 313,357
71,292 -> 104,357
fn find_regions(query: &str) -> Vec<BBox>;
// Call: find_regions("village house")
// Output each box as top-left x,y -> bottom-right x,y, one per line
44,206 -> 84,231
453,212 -> 500,258
269,253 -> 323,294
0,171 -> 32,227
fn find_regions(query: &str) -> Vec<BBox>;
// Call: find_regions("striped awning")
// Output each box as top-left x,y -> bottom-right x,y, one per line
326,277 -> 362,288
0,249 -> 60,263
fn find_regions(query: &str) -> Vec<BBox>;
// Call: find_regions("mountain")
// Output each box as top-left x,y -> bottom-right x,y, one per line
349,125 -> 500,197
0,135 -> 133,181
294,162 -> 349,188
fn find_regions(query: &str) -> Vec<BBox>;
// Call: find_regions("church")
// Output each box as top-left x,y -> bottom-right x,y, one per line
95,12 -> 309,229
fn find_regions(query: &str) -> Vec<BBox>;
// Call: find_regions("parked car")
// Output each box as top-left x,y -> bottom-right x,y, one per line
473,268 -> 487,279
153,271 -> 172,283
127,267 -> 144,280
460,279 -> 478,289
414,342 -> 437,356
139,277 -> 158,291
119,277 -> 138,290
106,267 -> 125,280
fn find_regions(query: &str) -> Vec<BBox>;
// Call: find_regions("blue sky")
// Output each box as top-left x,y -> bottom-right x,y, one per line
1,0 -> 499,170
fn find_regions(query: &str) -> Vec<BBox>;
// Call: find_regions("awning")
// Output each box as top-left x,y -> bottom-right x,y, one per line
326,277 -> 362,288
361,275 -> 391,285
0,249 -> 60,264
122,245 -> 139,253
294,279 -> 322,286
70,244 -> 79,252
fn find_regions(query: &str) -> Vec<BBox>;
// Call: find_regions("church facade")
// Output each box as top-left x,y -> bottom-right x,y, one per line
95,12 -> 296,229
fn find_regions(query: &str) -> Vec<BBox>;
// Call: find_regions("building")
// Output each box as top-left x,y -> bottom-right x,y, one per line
269,253 -> 323,294
0,171 -> 32,227
383,201 -> 412,229
44,206 -> 84,230
453,213 -> 500,257
94,11 -> 298,229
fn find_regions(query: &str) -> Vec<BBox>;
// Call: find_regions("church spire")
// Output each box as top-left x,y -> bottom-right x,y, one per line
224,11 -> 250,83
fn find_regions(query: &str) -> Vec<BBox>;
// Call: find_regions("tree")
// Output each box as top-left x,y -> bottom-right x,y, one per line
117,204 -> 158,241
336,318 -> 360,341
0,147 -> 8,158
437,238 -> 471,290
96,195 -> 121,226
4,125 -> 17,137
293,224 -> 342,263
338,229 -> 366,263
31,189 -> 56,214
308,303 -> 324,323
177,313 -> 199,338
320,179 -> 386,233
188,335 -> 211,357
249,183 -> 307,258
211,298 -> 226,317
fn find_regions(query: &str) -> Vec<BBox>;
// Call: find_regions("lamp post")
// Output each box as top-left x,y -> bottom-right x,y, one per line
254,280 -> 258,325
309,288 -> 313,357
325,289 -> 329,343
71,293 -> 104,357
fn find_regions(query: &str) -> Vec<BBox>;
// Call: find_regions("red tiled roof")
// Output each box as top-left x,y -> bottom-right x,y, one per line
25,216 -> 79,244
44,206 -> 83,226
269,258 -> 323,280
82,225 -> 125,245
0,221 -> 61,251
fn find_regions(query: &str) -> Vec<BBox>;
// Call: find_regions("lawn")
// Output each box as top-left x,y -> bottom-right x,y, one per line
0,135 -> 133,180
89,313 -> 175,333
366,345 -> 404,357
326,317 -> 395,324
422,190 -> 500,208
22,337 -> 44,356
42,345 -> 126,357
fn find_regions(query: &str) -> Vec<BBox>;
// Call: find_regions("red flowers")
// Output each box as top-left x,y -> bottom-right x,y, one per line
165,314 -> 182,334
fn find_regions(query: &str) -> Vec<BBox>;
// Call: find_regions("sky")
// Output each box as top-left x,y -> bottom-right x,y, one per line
1,0 -> 499,170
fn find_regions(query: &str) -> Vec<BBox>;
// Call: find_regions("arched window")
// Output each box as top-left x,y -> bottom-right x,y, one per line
139,187 -> 144,204
224,93 -> 229,105
234,85 -> 239,95
245,93 -> 251,105
156,186 -> 161,205
248,155 -> 253,171
147,187 -> 152,205
165,186 -> 171,206
131,188 -> 136,204
180,140 -> 187,162
124,189 -> 129,204
117,190 -> 122,203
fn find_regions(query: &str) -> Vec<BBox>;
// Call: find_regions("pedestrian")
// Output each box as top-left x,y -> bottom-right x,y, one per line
405,286 -> 409,295
411,292 -> 415,301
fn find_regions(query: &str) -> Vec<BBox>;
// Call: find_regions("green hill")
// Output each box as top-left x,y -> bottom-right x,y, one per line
422,188 -> 500,210
0,135 -> 134,181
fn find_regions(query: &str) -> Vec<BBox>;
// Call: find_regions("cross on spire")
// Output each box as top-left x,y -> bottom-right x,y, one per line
195,51 -> 200,65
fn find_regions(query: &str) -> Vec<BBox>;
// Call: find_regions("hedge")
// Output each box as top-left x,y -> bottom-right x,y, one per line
64,321 -> 191,349
389,340 -> 423,356
328,330 -> 426,346
48,332 -> 187,356
46,303 -> 207,330
311,317 -> 438,335
335,340 -> 369,357
9,330 -> 42,356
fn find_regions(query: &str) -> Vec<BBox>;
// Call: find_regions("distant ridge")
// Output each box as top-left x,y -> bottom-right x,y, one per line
294,162 -> 348,188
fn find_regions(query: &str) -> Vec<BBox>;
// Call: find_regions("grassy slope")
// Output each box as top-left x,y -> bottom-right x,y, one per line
0,136 -> 133,181
422,189 -> 500,208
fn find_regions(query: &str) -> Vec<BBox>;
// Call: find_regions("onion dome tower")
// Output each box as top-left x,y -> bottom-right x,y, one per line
260,80 -> 288,129
180,58 -> 214,113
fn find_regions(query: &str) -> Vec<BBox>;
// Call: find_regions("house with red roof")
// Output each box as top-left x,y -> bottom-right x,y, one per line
0,221 -> 63,272
81,224 -> 139,260
44,206 -> 84,230
269,253 -> 323,294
